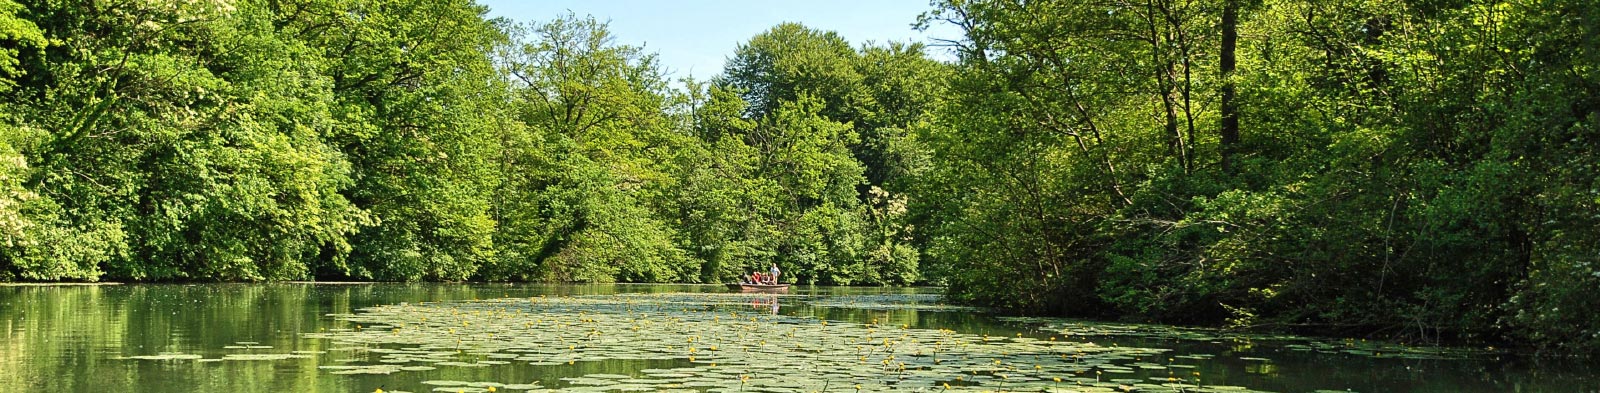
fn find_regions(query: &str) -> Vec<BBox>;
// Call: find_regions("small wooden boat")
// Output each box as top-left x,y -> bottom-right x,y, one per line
725,283 -> 790,293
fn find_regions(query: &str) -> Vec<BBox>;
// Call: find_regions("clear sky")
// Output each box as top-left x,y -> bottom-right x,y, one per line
476,0 -> 962,79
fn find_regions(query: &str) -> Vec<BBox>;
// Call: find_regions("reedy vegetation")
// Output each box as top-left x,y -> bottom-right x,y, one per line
0,0 -> 1595,351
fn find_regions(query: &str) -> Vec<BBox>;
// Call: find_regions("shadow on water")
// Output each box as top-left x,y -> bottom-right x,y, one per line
0,283 -> 1594,392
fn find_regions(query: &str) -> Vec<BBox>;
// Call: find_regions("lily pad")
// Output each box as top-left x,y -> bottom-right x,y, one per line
302,293 -> 1278,393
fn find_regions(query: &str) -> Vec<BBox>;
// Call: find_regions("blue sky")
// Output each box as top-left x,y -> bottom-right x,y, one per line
477,0 -> 963,79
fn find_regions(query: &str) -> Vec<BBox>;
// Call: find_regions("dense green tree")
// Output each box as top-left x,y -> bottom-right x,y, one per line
919,0 -> 1600,351
0,0 -> 43,89
0,0 -> 364,281
279,0 -> 504,281
488,15 -> 696,282
747,96 -> 868,284
852,42 -> 947,190
670,81 -> 768,282
724,23 -> 864,121
0,0 -> 46,280
718,24 -> 942,285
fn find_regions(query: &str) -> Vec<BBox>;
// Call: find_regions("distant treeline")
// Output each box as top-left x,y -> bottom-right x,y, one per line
1,0 -> 1596,351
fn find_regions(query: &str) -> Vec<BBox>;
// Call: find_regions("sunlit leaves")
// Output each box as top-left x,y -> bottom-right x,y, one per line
0,0 -> 44,91
921,0 -> 1600,351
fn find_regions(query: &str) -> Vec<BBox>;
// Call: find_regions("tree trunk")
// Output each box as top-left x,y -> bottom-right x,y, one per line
1220,0 -> 1240,173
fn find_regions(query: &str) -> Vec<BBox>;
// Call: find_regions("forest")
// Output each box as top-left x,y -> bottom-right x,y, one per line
1,0 -> 1596,352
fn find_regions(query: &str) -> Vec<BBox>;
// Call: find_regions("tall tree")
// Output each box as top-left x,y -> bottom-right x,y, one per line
281,0 -> 505,281
2,0 -> 365,281
490,15 -> 695,282
719,23 -> 940,284
1219,0 -> 1239,173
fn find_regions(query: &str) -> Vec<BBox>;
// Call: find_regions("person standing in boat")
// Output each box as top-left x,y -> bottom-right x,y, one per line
768,263 -> 781,284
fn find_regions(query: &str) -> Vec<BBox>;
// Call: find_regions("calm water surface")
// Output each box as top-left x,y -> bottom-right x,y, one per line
0,283 -> 1593,392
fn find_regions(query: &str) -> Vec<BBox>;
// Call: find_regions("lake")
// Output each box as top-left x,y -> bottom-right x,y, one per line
0,284 -> 1592,392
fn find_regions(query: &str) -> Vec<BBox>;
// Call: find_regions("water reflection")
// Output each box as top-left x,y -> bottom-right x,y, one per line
747,295 -> 779,314
0,283 -> 1592,392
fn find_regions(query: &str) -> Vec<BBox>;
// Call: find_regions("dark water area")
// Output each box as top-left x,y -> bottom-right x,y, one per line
0,283 -> 1593,392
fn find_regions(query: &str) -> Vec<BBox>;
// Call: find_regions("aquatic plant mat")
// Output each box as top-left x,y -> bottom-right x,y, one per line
114,292 -> 1508,392
997,317 -> 1496,362
802,294 -> 982,312
292,293 -> 1258,392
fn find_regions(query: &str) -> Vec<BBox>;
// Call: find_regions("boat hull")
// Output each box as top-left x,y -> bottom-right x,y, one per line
725,283 -> 790,293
